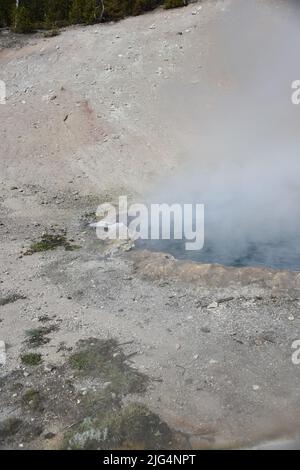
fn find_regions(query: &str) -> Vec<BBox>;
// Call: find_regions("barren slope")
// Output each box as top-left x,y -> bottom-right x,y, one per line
1,0 -> 300,450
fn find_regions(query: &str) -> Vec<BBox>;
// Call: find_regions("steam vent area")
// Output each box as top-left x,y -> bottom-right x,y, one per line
1,0 -> 300,451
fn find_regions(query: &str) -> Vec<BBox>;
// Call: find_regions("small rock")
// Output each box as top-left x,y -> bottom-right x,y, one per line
201,326 -> 211,333
252,384 -> 260,391
207,301 -> 218,309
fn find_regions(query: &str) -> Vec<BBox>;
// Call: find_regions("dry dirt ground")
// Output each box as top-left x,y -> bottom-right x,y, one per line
0,0 -> 300,450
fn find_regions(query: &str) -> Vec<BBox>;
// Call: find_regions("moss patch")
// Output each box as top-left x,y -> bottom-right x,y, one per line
65,402 -> 171,450
2,337 -> 177,449
0,418 -> 23,441
25,325 -> 58,347
69,338 -> 147,395
63,339 -> 171,450
26,233 -> 80,254
0,293 -> 26,307
22,389 -> 43,411
0,417 -> 42,445
21,353 -> 42,366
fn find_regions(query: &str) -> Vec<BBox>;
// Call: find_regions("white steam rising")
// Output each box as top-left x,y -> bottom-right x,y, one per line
148,0 -> 300,269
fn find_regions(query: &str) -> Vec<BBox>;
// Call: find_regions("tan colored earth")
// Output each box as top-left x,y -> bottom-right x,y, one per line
0,0 -> 300,449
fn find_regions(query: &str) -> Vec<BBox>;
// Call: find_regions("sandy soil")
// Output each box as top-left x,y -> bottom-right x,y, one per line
0,0 -> 300,449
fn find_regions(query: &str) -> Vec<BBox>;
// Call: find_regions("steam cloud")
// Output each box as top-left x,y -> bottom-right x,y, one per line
147,0 -> 300,270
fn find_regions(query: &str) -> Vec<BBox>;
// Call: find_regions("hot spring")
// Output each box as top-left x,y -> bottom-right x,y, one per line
137,0 -> 300,272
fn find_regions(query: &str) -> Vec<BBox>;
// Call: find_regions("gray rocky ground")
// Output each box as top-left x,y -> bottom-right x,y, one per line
0,0 -> 300,449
